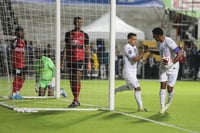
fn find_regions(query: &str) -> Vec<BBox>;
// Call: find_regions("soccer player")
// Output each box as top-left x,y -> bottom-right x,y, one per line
152,27 -> 183,113
115,33 -> 149,112
11,26 -> 26,99
61,17 -> 91,108
34,48 -> 56,96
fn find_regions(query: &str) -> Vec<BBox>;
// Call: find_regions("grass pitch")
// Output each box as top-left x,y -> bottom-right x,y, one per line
0,79 -> 199,133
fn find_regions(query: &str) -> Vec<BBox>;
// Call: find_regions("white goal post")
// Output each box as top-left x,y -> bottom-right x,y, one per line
0,0 -> 116,112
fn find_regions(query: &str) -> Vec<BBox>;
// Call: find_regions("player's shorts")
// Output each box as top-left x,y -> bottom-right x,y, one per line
67,61 -> 84,72
12,67 -> 27,76
39,80 -> 51,89
123,68 -> 140,89
159,62 -> 179,87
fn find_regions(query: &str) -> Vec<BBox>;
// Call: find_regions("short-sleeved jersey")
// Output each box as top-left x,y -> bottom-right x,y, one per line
34,56 -> 55,82
12,38 -> 25,68
158,36 -> 178,59
65,29 -> 89,62
123,43 -> 138,70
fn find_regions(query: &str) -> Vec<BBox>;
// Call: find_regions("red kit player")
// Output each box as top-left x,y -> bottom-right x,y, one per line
61,17 -> 91,108
11,26 -> 26,99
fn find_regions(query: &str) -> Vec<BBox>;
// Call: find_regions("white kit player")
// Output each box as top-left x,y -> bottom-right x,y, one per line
115,33 -> 149,112
152,27 -> 183,114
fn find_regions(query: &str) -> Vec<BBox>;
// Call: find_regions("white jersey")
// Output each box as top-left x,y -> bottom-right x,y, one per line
123,43 -> 138,70
158,36 -> 177,59
122,43 -> 140,88
158,36 -> 179,86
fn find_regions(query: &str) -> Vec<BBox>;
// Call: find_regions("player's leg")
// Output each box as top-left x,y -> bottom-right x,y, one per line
160,82 -> 167,109
115,84 -> 133,94
165,64 -> 179,107
11,68 -> 25,99
47,89 -> 54,96
116,68 -> 135,93
159,70 -> 168,113
134,86 -> 150,112
47,79 -> 54,96
74,70 -> 82,101
38,81 -> 47,96
126,70 -> 149,112
68,62 -> 83,108
68,70 -> 81,108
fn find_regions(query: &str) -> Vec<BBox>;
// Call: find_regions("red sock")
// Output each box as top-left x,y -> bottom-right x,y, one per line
18,78 -> 25,92
12,77 -> 24,93
71,82 -> 81,102
13,77 -> 18,93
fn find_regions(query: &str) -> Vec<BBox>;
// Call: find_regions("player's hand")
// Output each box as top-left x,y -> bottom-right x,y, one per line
161,56 -> 173,69
164,62 -> 173,69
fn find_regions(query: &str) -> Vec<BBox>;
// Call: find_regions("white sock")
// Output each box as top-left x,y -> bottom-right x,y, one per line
115,85 -> 132,93
160,89 -> 166,108
13,92 -> 16,96
134,91 -> 143,108
167,90 -> 174,104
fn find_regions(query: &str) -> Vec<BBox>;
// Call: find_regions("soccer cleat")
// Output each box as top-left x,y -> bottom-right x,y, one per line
137,107 -> 150,112
68,101 -> 80,108
60,88 -> 67,98
160,103 -> 170,114
11,94 -> 23,100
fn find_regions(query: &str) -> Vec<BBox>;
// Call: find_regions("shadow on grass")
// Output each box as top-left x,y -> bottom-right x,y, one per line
129,112 -> 171,124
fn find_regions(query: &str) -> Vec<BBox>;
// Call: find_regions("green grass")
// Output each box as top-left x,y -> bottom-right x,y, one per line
0,80 -> 200,133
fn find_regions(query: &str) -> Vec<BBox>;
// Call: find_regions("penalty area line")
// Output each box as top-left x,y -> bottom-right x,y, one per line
114,111 -> 199,133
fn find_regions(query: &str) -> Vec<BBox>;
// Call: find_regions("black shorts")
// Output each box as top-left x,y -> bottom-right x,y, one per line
12,67 -> 27,76
67,61 -> 84,71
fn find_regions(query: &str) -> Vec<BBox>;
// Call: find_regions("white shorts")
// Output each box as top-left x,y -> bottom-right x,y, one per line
123,68 -> 140,89
159,62 -> 179,87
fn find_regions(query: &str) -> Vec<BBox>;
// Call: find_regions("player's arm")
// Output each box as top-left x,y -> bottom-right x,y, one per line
84,33 -> 91,72
172,47 -> 183,64
132,53 -> 144,62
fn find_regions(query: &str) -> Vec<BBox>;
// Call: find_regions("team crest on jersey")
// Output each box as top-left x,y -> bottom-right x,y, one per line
128,50 -> 132,54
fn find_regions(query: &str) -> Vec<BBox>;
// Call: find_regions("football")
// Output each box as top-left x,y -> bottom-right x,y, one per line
162,56 -> 171,65
162,56 -> 173,69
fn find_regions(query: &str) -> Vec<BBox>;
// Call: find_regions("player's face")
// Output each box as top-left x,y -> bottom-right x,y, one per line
153,34 -> 160,42
74,19 -> 82,29
128,35 -> 137,46
17,30 -> 24,38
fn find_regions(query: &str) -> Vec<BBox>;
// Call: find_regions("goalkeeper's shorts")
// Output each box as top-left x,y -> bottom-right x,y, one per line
39,80 -> 51,89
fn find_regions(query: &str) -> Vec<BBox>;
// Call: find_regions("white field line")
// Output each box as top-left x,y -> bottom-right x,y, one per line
114,111 -> 199,133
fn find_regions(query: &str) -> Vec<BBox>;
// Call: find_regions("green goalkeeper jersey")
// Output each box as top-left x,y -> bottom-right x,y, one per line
35,56 -> 55,83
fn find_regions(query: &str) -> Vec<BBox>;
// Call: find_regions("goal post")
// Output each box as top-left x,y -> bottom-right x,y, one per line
0,0 -> 115,112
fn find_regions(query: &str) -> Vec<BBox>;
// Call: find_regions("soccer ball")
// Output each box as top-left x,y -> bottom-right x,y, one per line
162,56 -> 171,65
162,56 -> 173,69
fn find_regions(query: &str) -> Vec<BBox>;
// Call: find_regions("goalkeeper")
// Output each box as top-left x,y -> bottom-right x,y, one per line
152,27 -> 183,114
34,48 -> 55,96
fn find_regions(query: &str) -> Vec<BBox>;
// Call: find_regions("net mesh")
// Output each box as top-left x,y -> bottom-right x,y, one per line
0,0 -> 110,111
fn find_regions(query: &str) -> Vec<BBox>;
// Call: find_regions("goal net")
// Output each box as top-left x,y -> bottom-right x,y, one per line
0,0 -> 112,112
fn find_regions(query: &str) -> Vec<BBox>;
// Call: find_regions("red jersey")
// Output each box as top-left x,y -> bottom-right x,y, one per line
65,29 -> 89,62
12,38 -> 25,68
